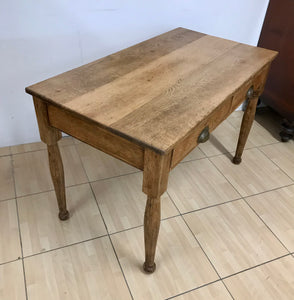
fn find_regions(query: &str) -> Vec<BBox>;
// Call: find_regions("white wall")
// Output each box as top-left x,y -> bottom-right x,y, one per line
0,0 -> 269,147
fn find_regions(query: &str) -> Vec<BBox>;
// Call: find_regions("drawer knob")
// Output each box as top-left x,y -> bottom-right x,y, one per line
198,126 -> 210,143
246,86 -> 254,99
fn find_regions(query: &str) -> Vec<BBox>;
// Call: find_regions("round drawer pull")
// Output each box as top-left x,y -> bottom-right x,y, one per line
198,126 -> 210,143
246,86 -> 254,99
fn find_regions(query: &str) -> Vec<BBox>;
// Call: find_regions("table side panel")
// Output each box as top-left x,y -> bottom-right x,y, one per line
171,63 -> 271,168
47,105 -> 144,170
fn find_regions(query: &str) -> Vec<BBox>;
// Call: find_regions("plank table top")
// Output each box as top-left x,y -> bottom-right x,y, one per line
26,27 -> 277,154
25,28 -> 277,274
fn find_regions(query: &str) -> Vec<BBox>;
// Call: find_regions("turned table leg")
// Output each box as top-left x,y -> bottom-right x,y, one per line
142,149 -> 172,273
233,93 -> 259,165
33,97 -> 69,220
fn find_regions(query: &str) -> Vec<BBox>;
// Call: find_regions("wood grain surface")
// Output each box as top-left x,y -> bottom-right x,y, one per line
26,27 -> 277,154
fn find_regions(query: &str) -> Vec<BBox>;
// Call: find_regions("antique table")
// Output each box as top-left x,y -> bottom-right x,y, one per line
25,27 -> 277,273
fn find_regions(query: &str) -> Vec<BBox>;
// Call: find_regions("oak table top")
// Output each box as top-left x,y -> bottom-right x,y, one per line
26,27 -> 277,274
26,27 -> 276,154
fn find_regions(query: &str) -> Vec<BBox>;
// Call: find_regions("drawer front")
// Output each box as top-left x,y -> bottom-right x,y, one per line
171,63 -> 270,168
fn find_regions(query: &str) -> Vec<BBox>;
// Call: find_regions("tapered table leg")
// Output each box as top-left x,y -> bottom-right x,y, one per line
33,96 -> 69,220
48,144 -> 69,220
233,96 -> 258,164
142,149 -> 171,273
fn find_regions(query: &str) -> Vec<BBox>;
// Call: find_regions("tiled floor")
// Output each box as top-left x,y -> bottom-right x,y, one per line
1,110 -> 294,300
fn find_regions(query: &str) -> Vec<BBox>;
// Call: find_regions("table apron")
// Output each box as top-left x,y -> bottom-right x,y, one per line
47,105 -> 144,170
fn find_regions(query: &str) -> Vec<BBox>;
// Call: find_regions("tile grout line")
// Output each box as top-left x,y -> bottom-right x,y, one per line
23,234 -> 108,259
0,258 -> 21,267
164,278 -> 222,300
165,190 -> 236,299
207,156 -> 243,198
22,214 -> 182,260
244,198 -> 292,254
179,211 -> 235,300
10,140 -> 74,156
9,153 -> 29,300
257,147 -> 294,183
180,182 -> 294,218
221,253 -> 292,281
15,170 -> 142,200
74,142 -> 135,300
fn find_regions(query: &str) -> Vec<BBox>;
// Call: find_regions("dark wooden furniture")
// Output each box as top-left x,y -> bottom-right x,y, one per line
25,28 -> 276,273
258,0 -> 294,141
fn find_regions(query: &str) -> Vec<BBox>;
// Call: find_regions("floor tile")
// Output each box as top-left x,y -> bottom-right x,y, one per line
13,145 -> 88,197
11,141 -> 46,155
10,137 -> 73,155
0,200 -> 21,264
184,200 -> 287,277
168,159 -> 240,213
18,184 -> 106,256
24,237 -> 132,300
210,148 -> 292,197
0,156 -> 15,201
0,146 -> 10,156
172,282 -> 231,300
111,216 -> 218,300
181,147 -> 206,162
246,185 -> 294,252
91,172 -> 179,234
77,143 -> 138,181
0,260 -> 26,300
224,256 -> 294,300
198,120 -> 254,157
260,141 -> 294,180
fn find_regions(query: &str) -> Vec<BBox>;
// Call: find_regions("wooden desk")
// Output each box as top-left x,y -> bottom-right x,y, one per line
25,28 -> 277,273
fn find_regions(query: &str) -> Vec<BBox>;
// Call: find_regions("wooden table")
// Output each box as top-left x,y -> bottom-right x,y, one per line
25,28 -> 277,273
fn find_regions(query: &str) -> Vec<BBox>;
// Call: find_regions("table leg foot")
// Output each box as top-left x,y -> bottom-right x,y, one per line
232,156 -> 242,165
58,210 -> 70,221
143,262 -> 156,273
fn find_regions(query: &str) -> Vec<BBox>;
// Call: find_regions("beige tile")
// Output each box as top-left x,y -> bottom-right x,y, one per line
0,156 -> 15,201
224,256 -> 294,300
168,159 -> 240,213
184,200 -> 287,277
227,112 -> 279,147
0,260 -> 26,300
73,138 -> 82,144
77,143 -> 138,181
210,148 -> 292,197
246,185 -> 294,252
13,145 -> 88,197
58,136 -> 74,146
11,141 -> 46,154
11,137 -> 73,155
260,141 -> 294,180
0,200 -> 21,264
92,172 -> 179,234
182,147 -> 206,162
173,282 -> 231,300
24,237 -> 132,300
198,120 -> 254,157
18,184 -> 106,256
111,217 -> 218,300
0,146 -> 10,156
